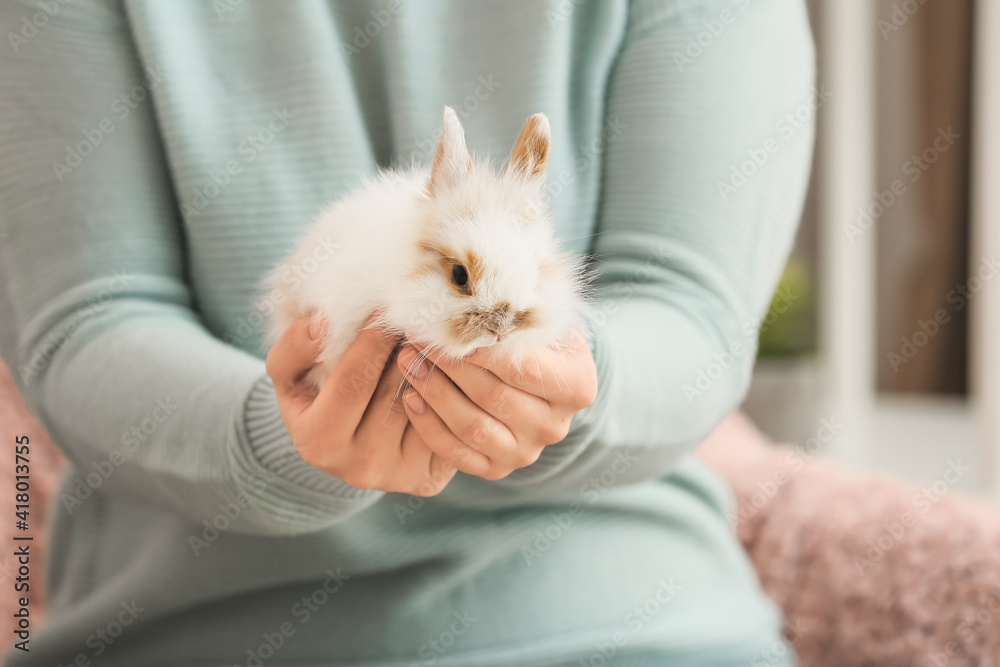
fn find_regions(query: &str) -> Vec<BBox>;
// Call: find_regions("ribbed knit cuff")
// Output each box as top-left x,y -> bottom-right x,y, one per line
233,374 -> 383,533
495,324 -> 617,487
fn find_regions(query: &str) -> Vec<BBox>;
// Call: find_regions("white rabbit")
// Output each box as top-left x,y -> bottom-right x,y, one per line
265,107 -> 589,390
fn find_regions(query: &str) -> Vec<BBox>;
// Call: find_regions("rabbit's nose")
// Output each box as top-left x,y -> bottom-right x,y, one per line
484,302 -> 513,338
485,314 -> 513,339
486,318 -> 510,336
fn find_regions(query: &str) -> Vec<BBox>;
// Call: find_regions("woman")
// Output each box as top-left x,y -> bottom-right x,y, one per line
0,0 -> 815,664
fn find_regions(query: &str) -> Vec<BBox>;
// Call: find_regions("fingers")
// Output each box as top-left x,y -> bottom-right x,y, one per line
267,315 -> 461,497
355,345 -> 409,443
266,316 -> 326,420
467,328 -> 597,408
349,418 -> 457,496
402,389 -> 493,478
310,319 -> 401,436
396,423 -> 458,496
398,347 -> 529,473
411,344 -> 552,433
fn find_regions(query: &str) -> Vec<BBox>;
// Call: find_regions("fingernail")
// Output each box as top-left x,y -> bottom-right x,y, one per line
399,346 -> 415,365
405,390 -> 425,415
308,318 -> 323,340
400,349 -> 428,379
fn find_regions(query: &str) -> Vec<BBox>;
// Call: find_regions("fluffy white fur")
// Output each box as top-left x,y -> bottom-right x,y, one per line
266,107 -> 589,389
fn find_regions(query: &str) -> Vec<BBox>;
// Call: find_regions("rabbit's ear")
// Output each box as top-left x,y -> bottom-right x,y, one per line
429,107 -> 472,194
506,113 -> 550,181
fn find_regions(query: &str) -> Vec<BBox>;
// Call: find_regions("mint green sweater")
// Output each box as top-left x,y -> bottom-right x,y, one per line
0,1 -> 814,665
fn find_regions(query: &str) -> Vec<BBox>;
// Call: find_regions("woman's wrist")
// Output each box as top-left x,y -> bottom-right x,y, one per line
237,374 -> 385,532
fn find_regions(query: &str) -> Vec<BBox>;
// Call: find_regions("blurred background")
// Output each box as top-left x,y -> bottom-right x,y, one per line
745,0 -> 999,497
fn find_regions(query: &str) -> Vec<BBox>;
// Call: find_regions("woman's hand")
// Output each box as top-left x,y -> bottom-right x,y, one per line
396,328 -> 598,481
266,317 -> 456,496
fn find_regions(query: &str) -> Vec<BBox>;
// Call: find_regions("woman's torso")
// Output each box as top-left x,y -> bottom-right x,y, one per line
18,2 -> 790,665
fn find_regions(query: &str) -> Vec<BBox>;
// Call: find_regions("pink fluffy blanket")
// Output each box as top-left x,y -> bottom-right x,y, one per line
3,364 -> 998,666
696,413 -> 1000,667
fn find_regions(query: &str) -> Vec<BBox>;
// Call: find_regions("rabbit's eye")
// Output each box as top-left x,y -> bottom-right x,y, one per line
452,264 -> 469,288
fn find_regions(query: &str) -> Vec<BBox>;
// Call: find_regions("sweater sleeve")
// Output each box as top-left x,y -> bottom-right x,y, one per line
448,0 -> 816,503
0,0 -> 381,535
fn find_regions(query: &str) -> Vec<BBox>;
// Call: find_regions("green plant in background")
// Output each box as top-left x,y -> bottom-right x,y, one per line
757,257 -> 816,358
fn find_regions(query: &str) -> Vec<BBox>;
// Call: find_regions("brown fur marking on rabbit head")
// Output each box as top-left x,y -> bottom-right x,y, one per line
413,239 -> 485,297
